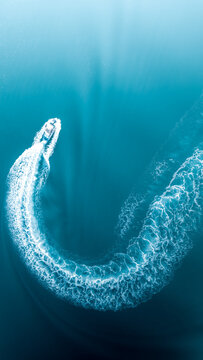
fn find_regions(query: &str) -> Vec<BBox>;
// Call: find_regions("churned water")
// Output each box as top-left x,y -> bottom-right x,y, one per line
0,1 -> 203,359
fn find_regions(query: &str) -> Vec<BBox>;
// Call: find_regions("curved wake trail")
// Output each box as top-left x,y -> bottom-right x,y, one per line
6,118 -> 203,311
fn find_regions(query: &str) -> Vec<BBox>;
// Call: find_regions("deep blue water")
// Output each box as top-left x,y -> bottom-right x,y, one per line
1,1 -> 203,359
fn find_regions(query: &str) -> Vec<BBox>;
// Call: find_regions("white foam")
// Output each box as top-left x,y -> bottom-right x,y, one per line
6,120 -> 203,310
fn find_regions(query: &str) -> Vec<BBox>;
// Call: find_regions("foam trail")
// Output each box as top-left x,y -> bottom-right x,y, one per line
6,119 -> 203,311
117,94 -> 203,241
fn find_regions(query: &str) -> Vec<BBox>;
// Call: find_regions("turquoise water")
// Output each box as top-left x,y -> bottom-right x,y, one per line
1,1 -> 203,359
